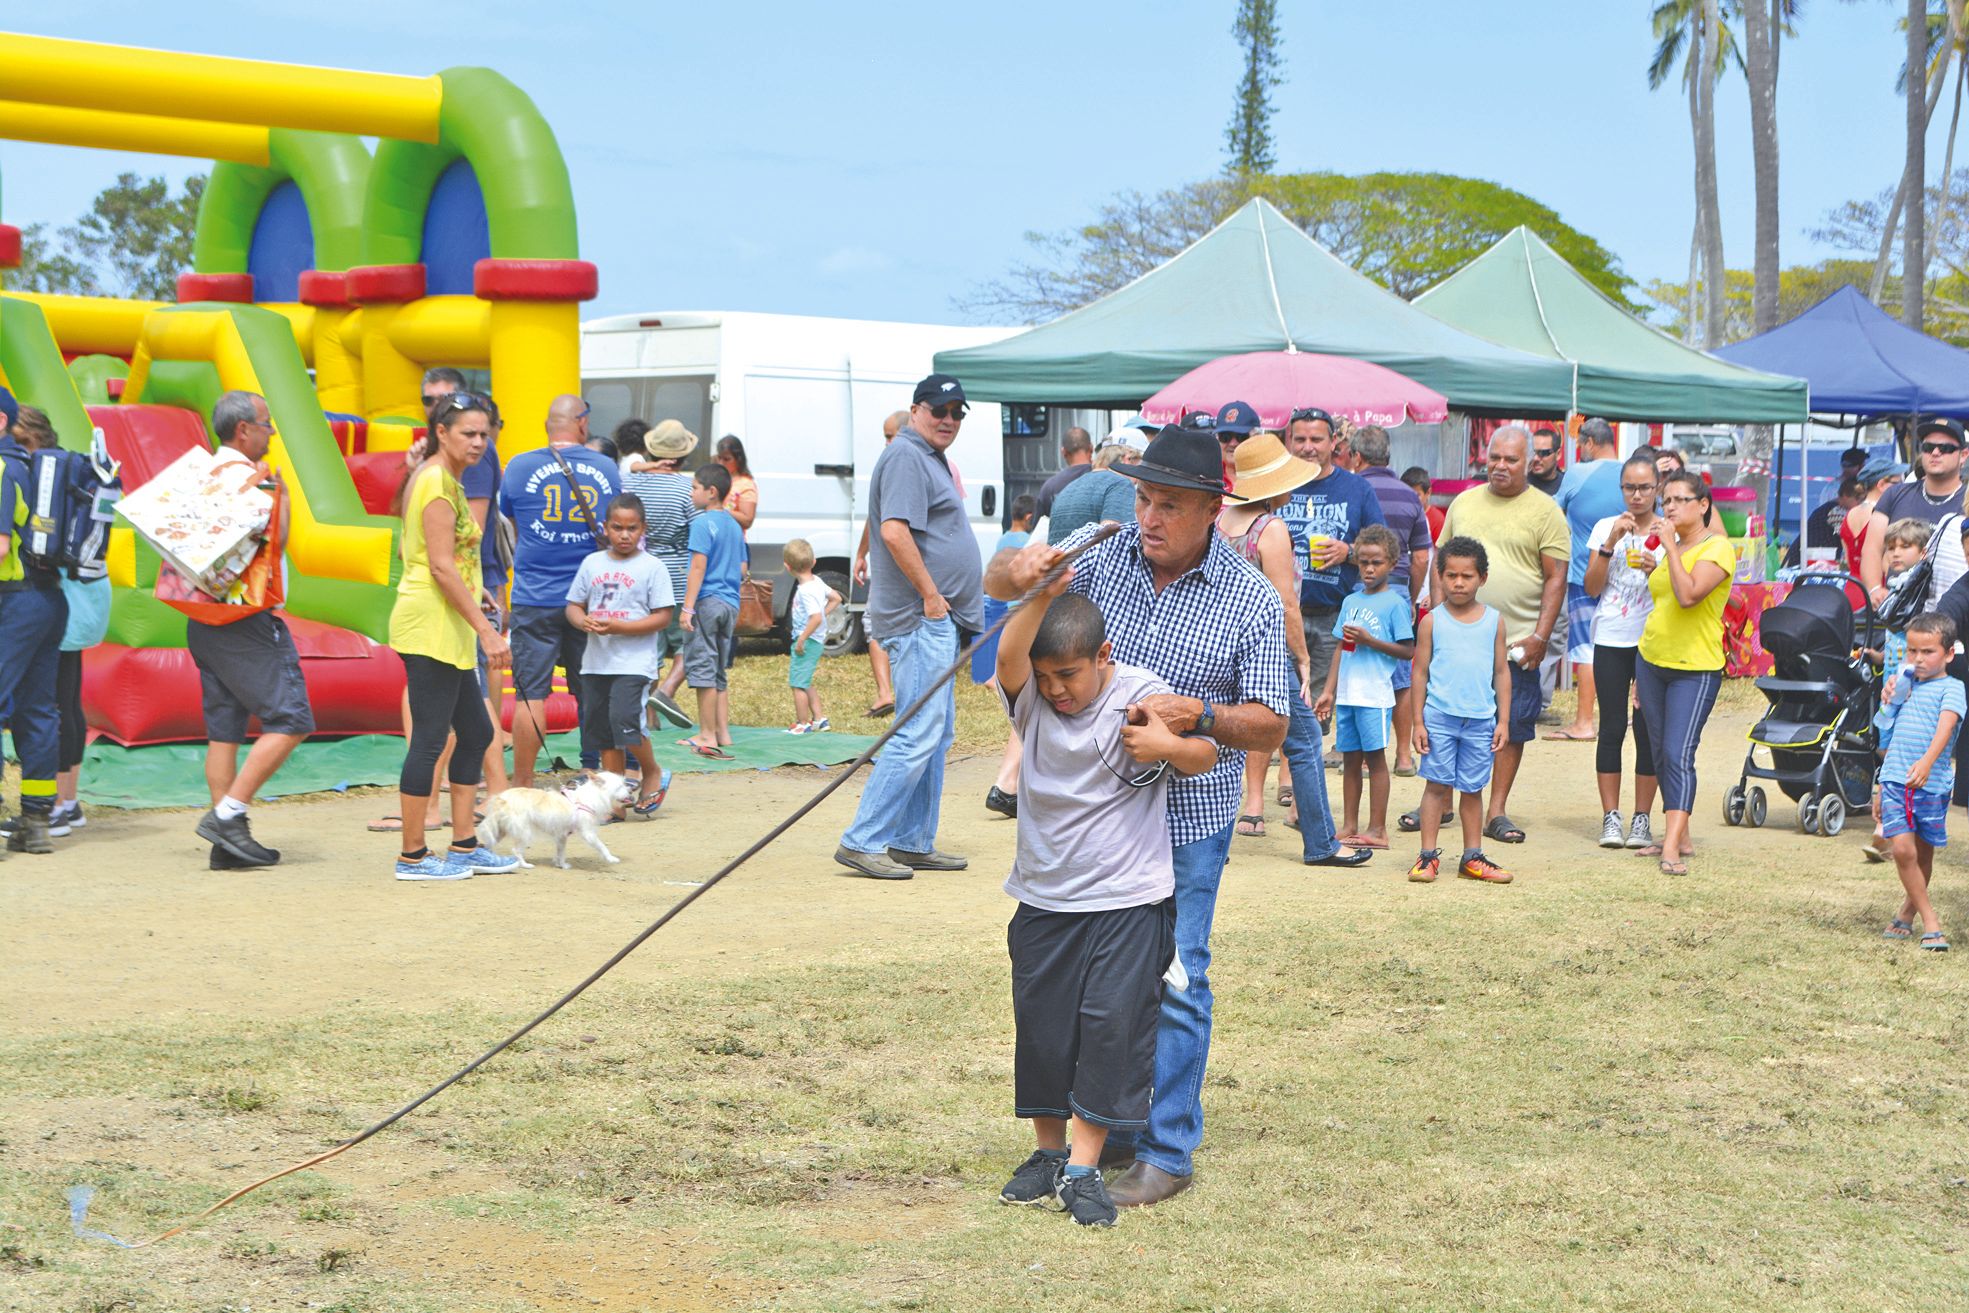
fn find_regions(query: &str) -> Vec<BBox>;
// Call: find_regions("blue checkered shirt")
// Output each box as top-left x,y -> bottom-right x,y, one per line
1060,522 -> 1294,846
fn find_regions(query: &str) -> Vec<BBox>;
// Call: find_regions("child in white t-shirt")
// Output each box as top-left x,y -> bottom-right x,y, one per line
783,538 -> 841,734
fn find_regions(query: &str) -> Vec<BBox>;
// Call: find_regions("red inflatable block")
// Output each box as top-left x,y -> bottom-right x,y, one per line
473,258 -> 599,302
298,270 -> 351,306
88,404 -> 211,491
177,272 -> 255,303
345,451 -> 407,516
346,264 -> 426,304
0,224 -> 20,269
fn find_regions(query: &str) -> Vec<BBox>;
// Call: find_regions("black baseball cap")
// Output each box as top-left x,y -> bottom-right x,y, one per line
912,373 -> 966,407
1180,411 -> 1217,431
1839,446 -> 1869,468
1916,416 -> 1965,445
1115,425 -> 1247,501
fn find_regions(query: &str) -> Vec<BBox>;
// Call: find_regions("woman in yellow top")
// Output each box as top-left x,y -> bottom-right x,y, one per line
1634,470 -> 1738,875
388,394 -> 515,881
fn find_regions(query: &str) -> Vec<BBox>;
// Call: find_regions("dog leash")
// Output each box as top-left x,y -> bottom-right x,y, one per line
82,524 -> 1120,1248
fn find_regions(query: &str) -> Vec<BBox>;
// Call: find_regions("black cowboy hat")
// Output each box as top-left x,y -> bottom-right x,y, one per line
1116,425 -> 1247,501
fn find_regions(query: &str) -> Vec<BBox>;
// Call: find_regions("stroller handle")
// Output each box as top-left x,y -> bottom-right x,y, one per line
1773,565 -> 1880,640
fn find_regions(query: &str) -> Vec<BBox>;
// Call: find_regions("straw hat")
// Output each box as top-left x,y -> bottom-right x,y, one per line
1228,432 -> 1319,501
643,419 -> 699,461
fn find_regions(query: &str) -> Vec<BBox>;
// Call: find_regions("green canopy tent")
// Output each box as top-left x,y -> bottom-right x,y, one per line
1412,226 -> 1808,423
934,199 -> 1579,415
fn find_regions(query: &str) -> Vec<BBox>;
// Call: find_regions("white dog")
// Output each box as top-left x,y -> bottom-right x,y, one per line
479,771 -> 637,869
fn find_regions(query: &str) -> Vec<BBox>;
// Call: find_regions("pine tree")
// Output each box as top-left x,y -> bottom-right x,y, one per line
1224,0 -> 1284,176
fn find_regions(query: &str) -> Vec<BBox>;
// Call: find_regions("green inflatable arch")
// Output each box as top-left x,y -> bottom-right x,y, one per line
361,66 -> 578,263
0,296 -> 97,453
193,129 -> 373,275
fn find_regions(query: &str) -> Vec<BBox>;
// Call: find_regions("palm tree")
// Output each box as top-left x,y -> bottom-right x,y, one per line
1649,0 -> 1742,346
1740,1 -> 1801,334
1870,1 -> 1969,314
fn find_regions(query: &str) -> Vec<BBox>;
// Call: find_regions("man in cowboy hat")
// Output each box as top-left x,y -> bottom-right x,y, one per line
986,423 -> 1323,1209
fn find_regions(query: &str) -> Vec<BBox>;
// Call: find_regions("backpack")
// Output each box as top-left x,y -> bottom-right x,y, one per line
3,428 -> 122,581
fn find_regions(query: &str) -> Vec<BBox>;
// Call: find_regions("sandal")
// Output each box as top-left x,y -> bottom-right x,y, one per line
633,768 -> 674,816
1658,858 -> 1689,875
1235,814 -> 1266,838
1278,786 -> 1294,809
1338,833 -> 1390,849
366,815 -> 444,833
865,702 -> 896,717
1920,930 -> 1950,952
1396,809 -> 1455,833
1882,918 -> 1915,941
1484,815 -> 1526,844
1862,839 -> 1891,864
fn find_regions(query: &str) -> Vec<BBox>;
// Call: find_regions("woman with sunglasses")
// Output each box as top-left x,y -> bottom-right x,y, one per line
1632,472 -> 1737,875
388,394 -> 518,880
1581,452 -> 1664,852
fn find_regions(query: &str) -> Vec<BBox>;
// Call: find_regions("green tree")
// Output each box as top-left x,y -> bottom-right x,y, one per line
1816,170 -> 1969,342
10,172 -> 204,301
1643,260 -> 1895,343
1647,0 -> 1740,346
1224,0 -> 1285,176
961,172 -> 1633,323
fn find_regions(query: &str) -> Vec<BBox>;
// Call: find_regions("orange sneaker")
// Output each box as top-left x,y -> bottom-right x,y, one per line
1458,851 -> 1514,884
1407,850 -> 1440,882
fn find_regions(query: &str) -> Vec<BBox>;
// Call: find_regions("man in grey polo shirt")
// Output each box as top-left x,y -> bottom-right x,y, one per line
834,373 -> 985,880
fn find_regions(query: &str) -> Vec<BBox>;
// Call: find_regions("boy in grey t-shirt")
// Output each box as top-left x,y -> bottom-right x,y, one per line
566,496 -> 677,815
992,574 -> 1214,1228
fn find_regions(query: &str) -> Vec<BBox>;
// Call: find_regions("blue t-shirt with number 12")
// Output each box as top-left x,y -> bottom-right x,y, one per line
497,445 -> 621,608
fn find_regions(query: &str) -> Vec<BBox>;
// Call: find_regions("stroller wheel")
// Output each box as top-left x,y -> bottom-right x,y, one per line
1818,794 -> 1847,837
1723,785 -> 1747,827
1798,791 -> 1819,835
1747,787 -> 1768,827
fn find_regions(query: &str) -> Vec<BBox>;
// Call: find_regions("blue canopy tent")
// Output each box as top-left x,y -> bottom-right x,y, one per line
1712,285 -> 1969,548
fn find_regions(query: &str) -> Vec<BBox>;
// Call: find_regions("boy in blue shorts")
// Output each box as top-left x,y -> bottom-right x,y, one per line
1314,525 -> 1412,847
1879,612 -> 1965,952
1406,536 -> 1514,884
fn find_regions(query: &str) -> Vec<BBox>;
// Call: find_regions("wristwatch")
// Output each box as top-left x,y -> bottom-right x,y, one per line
1596,546 -> 1615,558
1197,700 -> 1217,736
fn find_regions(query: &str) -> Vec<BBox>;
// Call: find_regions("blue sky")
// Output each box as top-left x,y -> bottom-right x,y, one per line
0,2 -> 1934,325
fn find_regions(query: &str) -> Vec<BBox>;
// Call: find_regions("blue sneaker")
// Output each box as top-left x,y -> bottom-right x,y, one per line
395,853 -> 472,882
445,846 -> 522,874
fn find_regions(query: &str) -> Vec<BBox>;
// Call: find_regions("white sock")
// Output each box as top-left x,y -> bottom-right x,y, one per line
215,796 -> 249,821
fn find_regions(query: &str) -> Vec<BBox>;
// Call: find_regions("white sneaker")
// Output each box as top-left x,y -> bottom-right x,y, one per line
1598,810 -> 1624,848
785,722 -> 812,735
1626,813 -> 1654,849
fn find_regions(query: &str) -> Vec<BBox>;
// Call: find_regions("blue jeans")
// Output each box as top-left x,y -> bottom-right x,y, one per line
1132,822 -> 1236,1178
1279,685 -> 1342,861
0,586 -> 67,816
840,617 -> 958,854
1634,658 -> 1721,814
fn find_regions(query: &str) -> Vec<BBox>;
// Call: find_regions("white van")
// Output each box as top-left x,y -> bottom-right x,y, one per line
581,311 -> 1020,653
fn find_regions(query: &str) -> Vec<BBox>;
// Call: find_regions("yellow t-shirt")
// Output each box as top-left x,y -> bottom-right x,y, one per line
1440,485 -> 1569,640
388,464 -> 483,670
1638,534 -> 1737,672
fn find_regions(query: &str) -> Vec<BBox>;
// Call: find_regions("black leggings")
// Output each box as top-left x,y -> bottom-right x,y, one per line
399,653 -> 495,796
1592,644 -> 1656,779
56,649 -> 86,773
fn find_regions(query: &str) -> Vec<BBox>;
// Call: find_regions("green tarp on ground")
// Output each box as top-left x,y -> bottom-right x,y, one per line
1412,227 -> 1809,422
933,198 -> 1579,414
58,726 -> 881,811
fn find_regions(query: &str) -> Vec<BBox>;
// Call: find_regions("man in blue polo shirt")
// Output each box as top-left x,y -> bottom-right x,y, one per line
1549,418 -> 1625,740
498,393 -> 618,785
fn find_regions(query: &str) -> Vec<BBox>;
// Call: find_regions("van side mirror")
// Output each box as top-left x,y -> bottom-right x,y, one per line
981,486 -> 996,519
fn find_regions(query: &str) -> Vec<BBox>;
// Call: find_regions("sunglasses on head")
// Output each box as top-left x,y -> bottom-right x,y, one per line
1289,407 -> 1334,427
922,402 -> 968,420
1922,440 -> 1962,455
432,391 -> 494,423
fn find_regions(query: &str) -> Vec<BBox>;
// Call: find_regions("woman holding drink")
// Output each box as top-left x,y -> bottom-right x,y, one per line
1581,451 -> 1665,851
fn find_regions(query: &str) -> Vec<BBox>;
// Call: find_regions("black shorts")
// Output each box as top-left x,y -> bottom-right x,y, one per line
185,611 -> 315,742
582,672 -> 648,749
1008,899 -> 1175,1129
509,604 -> 587,702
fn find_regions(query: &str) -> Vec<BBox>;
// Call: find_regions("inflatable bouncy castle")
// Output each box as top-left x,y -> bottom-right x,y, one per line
0,34 -> 592,744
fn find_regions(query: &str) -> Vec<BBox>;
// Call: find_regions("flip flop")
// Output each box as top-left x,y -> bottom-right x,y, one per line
686,743 -> 734,761
1484,815 -> 1527,844
1397,810 -> 1455,833
1235,814 -> 1266,838
1392,764 -> 1417,778
865,702 -> 896,717
1277,787 -> 1294,808
1338,834 -> 1390,849
1659,858 -> 1689,875
1541,729 -> 1595,741
1882,917 -> 1915,940
366,815 -> 444,833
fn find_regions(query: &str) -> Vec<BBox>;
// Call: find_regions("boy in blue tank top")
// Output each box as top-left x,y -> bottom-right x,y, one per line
1407,536 -> 1514,884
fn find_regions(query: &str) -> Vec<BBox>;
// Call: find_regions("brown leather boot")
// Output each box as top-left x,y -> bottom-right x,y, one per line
1105,1161 -> 1193,1208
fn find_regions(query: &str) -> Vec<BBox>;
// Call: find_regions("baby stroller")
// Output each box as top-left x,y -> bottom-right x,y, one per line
1723,571 -> 1882,837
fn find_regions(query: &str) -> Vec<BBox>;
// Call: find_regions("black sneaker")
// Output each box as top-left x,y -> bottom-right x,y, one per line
985,785 -> 1018,819
195,809 -> 280,866
998,1149 -> 1066,1207
1056,1170 -> 1118,1227
211,842 -> 281,870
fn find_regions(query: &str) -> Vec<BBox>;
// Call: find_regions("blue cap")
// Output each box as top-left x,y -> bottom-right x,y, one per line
1215,400 -> 1261,435
0,386 -> 16,430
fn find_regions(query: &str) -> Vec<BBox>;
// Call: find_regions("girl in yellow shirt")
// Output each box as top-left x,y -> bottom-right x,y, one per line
1635,471 -> 1738,875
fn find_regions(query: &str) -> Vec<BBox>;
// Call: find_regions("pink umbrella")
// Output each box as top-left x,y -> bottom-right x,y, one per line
1139,351 -> 1449,430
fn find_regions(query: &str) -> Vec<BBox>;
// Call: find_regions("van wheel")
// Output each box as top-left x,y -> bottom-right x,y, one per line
818,569 -> 865,657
